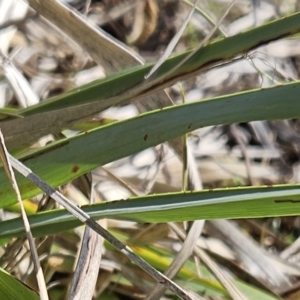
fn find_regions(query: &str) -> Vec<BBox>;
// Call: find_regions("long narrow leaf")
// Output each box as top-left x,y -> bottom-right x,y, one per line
0,267 -> 39,300
1,184 -> 300,239
2,12 -> 300,150
0,81 -> 300,206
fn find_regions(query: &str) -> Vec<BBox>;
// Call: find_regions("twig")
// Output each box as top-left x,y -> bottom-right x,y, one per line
170,223 -> 249,300
148,0 -> 234,83
0,130 -> 48,300
145,0 -> 200,79
8,152 -> 193,300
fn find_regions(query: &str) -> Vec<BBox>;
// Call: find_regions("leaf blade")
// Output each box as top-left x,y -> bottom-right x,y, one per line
2,12 -> 300,150
1,184 -> 300,239
0,81 -> 300,206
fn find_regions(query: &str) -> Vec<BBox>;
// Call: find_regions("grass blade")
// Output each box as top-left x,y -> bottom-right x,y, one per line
2,12 -> 300,150
0,267 -> 39,300
2,184 -> 300,239
0,81 -> 300,206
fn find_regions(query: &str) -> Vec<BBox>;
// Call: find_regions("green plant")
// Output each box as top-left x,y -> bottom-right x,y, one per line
1,1 -> 300,299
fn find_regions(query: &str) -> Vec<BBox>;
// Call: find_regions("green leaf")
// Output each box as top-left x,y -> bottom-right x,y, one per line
1,185 -> 300,240
2,12 -> 300,150
0,81 -> 300,207
0,267 -> 39,300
